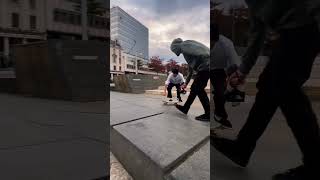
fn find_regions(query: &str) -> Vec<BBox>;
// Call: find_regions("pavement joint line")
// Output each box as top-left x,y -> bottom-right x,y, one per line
25,119 -> 65,127
55,110 -> 109,114
111,112 -> 164,127
0,137 -> 86,151
163,135 -> 210,175
82,136 -> 108,145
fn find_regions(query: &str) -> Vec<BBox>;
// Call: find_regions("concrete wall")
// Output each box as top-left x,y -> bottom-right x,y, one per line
113,74 -> 167,94
13,40 -> 108,101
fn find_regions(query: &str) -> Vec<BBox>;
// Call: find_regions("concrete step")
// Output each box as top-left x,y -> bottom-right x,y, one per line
110,113 -> 209,180
110,92 -> 210,180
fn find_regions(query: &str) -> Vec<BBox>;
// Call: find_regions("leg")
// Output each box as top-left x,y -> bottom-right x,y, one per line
196,71 -> 210,115
167,83 -> 173,98
212,69 -> 228,119
175,83 -> 181,99
280,89 -> 320,169
182,71 -> 209,114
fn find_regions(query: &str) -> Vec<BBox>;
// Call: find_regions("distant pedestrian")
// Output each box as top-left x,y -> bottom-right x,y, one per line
170,38 -> 210,121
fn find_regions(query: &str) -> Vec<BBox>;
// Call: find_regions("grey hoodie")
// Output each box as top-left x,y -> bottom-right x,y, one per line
170,38 -> 210,85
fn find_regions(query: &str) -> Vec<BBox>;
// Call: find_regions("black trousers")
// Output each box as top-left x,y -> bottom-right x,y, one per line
167,83 -> 181,98
211,69 -> 228,119
237,23 -> 320,169
184,71 -> 210,114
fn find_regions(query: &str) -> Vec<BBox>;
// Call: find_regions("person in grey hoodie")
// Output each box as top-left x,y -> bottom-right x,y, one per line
211,0 -> 320,179
211,23 -> 240,128
170,38 -> 210,121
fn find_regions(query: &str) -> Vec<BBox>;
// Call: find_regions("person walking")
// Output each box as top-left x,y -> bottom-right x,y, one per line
211,0 -> 320,179
170,38 -> 210,121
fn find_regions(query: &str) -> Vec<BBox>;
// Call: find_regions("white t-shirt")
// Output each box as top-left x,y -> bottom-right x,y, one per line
165,72 -> 185,85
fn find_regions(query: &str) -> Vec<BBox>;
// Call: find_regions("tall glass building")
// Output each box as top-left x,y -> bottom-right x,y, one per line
110,6 -> 149,60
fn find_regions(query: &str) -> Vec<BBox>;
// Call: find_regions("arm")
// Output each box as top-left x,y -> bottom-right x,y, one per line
225,40 -> 241,76
165,73 -> 172,86
238,14 -> 267,75
305,0 -> 320,28
185,66 -> 193,86
180,73 -> 186,85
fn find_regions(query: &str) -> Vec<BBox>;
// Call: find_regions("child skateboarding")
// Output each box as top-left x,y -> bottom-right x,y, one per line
165,68 -> 185,102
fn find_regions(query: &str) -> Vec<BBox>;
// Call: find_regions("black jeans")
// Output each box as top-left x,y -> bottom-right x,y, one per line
167,83 -> 181,98
237,23 -> 320,169
211,69 -> 228,119
184,71 -> 210,115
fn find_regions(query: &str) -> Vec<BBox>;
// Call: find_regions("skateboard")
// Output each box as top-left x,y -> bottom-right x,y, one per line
162,99 -> 179,105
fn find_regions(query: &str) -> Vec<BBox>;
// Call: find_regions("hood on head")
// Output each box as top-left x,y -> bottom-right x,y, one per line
170,38 -> 183,56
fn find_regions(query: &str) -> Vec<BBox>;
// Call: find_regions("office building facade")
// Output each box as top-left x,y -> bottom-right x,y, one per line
110,6 -> 149,61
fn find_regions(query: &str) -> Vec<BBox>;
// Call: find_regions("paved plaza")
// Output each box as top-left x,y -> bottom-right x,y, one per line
0,93 -> 108,179
111,91 -> 320,180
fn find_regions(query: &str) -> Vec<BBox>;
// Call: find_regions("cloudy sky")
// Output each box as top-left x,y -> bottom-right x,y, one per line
110,0 -> 210,63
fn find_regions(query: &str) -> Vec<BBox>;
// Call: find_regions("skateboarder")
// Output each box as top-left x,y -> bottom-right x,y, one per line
165,68 -> 185,102
170,38 -> 210,121
211,23 -> 240,128
211,0 -> 320,179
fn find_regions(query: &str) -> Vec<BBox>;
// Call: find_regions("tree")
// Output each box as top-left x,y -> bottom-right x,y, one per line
148,56 -> 165,74
74,0 -> 106,16
165,59 -> 179,73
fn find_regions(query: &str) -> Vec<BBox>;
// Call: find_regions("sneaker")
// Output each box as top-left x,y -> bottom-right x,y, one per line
210,135 -> 251,167
273,165 -> 317,180
175,105 -> 188,114
195,114 -> 210,121
169,99 -> 173,102
214,115 -> 233,128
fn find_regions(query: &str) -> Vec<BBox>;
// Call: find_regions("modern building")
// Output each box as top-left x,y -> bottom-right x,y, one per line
46,0 -> 109,41
110,6 -> 149,61
110,40 -> 162,80
0,0 -> 47,61
0,0 -> 109,67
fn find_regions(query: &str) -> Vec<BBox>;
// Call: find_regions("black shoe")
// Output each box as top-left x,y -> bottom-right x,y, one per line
273,165 -> 317,180
214,115 -> 232,128
195,114 -> 210,121
177,97 -> 183,102
175,105 -> 188,114
169,99 -> 173,102
210,136 -> 250,167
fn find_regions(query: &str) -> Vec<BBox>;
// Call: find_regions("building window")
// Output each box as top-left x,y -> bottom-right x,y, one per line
29,0 -> 36,9
53,9 -> 81,25
113,66 -> 116,71
30,15 -> 36,29
119,66 -> 122,71
119,58 -> 121,64
113,56 -> 116,63
11,13 -> 19,28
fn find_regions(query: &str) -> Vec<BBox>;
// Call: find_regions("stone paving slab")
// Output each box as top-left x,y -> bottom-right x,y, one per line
111,112 -> 209,180
168,141 -> 210,180
0,139 -> 107,180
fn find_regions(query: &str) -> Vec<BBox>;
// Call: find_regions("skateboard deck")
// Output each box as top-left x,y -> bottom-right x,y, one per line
162,100 -> 179,105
